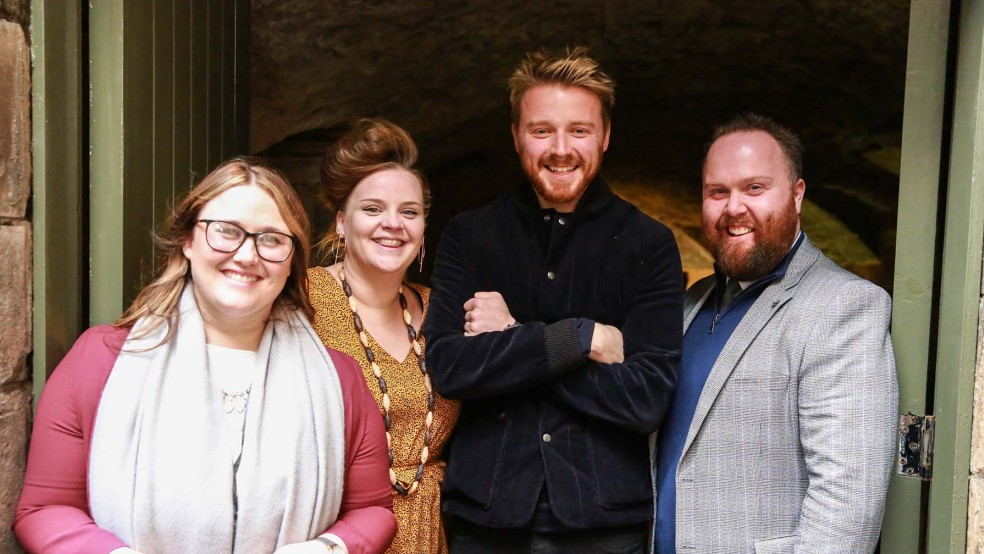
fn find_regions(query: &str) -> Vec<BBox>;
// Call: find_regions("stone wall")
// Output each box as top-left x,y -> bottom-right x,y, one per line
0,10 -> 31,554
970,276 -> 984,552
251,0 -> 910,168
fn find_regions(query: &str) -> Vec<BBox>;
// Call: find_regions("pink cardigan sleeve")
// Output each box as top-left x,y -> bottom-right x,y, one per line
14,330 -> 396,554
13,325 -> 130,554
324,349 -> 398,554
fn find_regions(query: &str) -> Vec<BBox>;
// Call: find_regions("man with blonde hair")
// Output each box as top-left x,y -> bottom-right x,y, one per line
425,48 -> 683,553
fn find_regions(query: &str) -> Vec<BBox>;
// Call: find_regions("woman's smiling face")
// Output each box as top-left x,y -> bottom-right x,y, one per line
182,184 -> 294,330
336,167 -> 426,276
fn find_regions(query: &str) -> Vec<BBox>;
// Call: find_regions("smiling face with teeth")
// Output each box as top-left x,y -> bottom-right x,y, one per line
183,184 -> 295,335
512,84 -> 611,212
702,130 -> 806,281
336,167 -> 426,278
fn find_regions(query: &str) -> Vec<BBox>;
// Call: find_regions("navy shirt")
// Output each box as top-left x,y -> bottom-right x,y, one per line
655,233 -> 804,553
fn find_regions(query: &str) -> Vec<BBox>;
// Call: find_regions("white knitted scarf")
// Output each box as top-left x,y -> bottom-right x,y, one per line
89,286 -> 345,553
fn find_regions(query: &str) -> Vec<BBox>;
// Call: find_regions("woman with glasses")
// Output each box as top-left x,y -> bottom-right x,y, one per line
307,119 -> 460,554
14,157 -> 397,554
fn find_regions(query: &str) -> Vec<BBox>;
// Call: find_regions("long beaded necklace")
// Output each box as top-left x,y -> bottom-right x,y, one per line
338,266 -> 434,495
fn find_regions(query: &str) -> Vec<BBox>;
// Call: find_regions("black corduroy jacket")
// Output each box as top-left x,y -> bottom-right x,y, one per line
424,179 -> 683,529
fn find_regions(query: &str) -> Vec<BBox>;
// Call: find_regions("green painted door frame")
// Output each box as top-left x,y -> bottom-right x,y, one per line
30,0 -> 250,399
30,0 -> 86,410
89,0 -> 251,325
884,0 -> 984,552
881,0 -> 951,550
31,2 -> 984,551
926,0 -> 984,550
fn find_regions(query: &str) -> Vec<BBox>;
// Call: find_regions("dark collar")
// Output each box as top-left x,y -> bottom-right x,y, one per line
713,231 -> 806,299
513,177 -> 615,219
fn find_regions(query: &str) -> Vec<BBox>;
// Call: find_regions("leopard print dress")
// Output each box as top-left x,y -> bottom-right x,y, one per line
308,267 -> 461,554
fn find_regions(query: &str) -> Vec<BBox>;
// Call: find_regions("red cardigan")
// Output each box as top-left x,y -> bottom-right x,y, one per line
14,325 -> 396,554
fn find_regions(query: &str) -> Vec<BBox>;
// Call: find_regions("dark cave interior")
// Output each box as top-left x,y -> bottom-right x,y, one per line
252,0 -> 909,290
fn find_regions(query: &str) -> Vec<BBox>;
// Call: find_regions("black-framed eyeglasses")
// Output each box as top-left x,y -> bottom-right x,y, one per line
197,219 -> 295,263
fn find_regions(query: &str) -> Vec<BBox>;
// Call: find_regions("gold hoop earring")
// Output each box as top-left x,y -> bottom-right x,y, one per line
418,239 -> 425,273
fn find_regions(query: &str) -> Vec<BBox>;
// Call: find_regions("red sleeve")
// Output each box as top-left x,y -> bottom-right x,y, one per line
323,349 -> 397,554
13,326 -> 130,554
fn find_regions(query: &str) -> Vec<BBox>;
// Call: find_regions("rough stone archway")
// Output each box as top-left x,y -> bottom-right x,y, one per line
252,0 -> 908,289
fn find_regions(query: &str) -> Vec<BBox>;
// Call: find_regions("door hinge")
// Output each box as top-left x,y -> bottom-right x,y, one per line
897,412 -> 934,480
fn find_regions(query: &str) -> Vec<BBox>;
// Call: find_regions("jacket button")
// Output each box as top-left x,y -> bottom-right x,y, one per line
558,217 -> 566,225
543,214 -> 551,222
546,271 -> 555,280
542,433 -> 551,443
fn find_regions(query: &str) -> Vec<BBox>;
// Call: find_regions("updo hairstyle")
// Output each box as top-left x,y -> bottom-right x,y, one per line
317,118 -> 430,258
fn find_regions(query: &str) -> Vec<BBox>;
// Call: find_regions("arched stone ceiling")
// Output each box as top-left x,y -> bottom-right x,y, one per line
252,0 -> 909,288
253,0 -> 908,164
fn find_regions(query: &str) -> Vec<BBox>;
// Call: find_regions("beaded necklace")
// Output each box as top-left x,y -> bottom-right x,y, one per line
338,266 -> 434,495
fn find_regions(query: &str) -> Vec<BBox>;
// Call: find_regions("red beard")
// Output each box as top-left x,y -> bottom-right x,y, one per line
524,150 -> 603,209
704,195 -> 799,281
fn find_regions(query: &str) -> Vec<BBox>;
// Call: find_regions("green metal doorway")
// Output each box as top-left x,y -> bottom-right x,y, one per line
31,0 -> 250,401
882,0 -> 984,552
29,1 -> 984,552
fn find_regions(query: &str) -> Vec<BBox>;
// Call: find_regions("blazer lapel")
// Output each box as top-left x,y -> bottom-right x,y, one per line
679,238 -> 822,459
683,280 -> 714,332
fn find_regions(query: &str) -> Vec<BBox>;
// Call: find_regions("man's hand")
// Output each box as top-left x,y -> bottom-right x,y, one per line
463,291 -> 516,336
589,323 -> 624,363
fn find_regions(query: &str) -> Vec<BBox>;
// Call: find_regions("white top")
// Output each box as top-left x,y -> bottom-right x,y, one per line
207,344 -> 258,463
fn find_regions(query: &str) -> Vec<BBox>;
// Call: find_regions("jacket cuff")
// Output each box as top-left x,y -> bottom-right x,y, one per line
544,318 -> 585,376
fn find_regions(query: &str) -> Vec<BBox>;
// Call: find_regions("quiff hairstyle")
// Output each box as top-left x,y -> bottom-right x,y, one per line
707,112 -> 804,184
317,118 -> 429,258
116,156 -> 313,344
508,46 -> 616,127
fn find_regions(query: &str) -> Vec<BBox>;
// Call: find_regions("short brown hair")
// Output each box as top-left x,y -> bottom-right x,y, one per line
708,112 -> 803,183
508,47 -> 616,127
116,157 -> 313,342
317,118 -> 429,257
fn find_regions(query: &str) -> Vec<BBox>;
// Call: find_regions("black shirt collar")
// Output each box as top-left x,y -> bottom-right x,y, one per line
713,231 -> 805,301
515,177 -> 615,219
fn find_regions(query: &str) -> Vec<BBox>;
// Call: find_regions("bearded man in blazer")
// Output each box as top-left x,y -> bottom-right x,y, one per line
653,113 -> 898,554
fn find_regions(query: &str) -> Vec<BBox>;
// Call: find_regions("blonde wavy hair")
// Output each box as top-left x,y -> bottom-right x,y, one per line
115,157 -> 313,344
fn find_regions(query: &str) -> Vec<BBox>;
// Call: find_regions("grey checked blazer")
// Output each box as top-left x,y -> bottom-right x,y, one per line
656,237 -> 898,554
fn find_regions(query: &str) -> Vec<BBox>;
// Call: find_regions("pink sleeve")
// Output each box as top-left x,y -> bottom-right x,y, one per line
324,349 -> 397,554
13,326 -> 130,554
